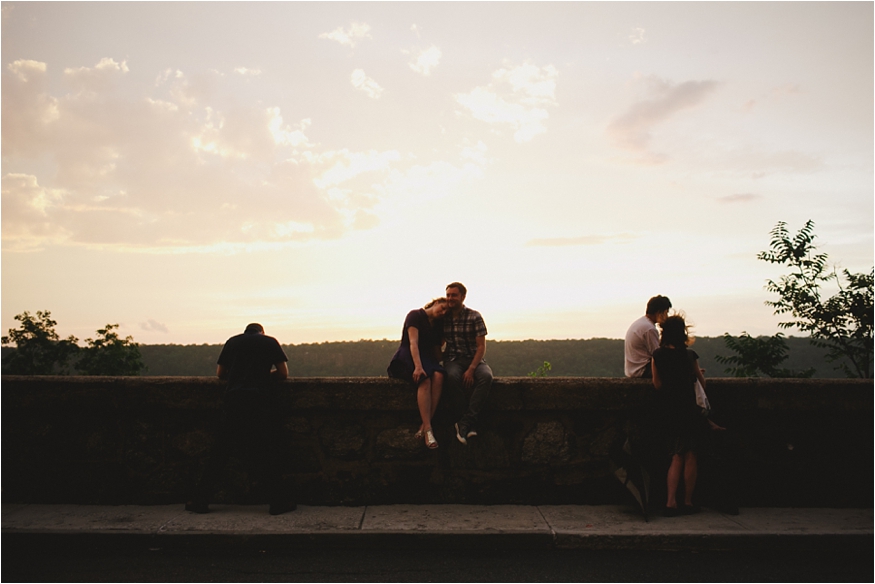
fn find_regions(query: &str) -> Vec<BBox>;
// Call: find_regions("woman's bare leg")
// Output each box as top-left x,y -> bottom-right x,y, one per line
683,451 -> 698,506
417,378 -> 433,431
666,454 -> 683,508
429,372 -> 444,423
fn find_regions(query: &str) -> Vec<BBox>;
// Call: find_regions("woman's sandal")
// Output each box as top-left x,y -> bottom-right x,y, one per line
414,429 -> 423,440
425,429 -> 438,449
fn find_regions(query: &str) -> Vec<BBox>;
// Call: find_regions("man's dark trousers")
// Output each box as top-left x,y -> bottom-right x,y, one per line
194,388 -> 287,504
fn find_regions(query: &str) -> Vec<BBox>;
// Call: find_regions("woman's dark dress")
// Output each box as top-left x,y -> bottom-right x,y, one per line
652,347 -> 708,455
387,309 -> 445,385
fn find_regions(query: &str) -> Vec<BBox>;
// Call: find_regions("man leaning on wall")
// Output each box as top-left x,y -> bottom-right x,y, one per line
186,323 -> 295,515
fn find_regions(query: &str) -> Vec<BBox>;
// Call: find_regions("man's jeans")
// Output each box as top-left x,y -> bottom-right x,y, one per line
445,359 -> 494,429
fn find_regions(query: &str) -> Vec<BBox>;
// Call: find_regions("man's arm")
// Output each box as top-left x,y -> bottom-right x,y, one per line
463,335 -> 487,388
645,326 -> 660,355
217,364 -> 228,379
273,361 -> 289,381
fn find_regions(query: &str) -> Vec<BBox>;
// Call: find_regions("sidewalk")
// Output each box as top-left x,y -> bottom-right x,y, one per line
3,504 -> 871,552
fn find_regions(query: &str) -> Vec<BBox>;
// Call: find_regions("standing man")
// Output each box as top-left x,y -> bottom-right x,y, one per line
186,323 -> 294,515
443,282 -> 493,445
624,295 -> 672,378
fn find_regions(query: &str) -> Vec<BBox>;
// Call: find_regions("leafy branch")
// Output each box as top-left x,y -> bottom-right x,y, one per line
528,361 -> 552,377
758,220 -> 873,378
715,332 -> 814,378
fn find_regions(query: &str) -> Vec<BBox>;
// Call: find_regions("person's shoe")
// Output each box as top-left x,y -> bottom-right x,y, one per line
269,501 -> 297,516
717,503 -> 740,516
681,504 -> 701,515
466,428 -> 478,439
425,429 -> 439,449
455,422 -> 468,445
663,506 -> 680,518
185,500 -> 209,514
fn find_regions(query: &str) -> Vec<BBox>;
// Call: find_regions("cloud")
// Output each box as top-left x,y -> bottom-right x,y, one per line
268,111 -> 312,148
606,77 -> 719,155
314,150 -> 402,189
1,174 -> 69,247
409,46 -> 441,76
373,160 -> 484,206
8,58 -> 46,81
233,67 -> 262,76
64,58 -> 129,93
2,60 -> 60,157
629,27 -> 646,45
455,61 -> 558,143
741,84 -> 803,113
718,193 -> 762,204
772,84 -> 802,97
526,233 -> 635,247
1,58 -> 430,251
140,319 -> 169,333
319,22 -> 372,48
350,69 -> 383,99
460,141 -> 489,166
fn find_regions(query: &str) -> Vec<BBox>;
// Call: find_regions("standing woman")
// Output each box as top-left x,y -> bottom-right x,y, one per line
651,314 -> 710,516
388,298 -> 448,449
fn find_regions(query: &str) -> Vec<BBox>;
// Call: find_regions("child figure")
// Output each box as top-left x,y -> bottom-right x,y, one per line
651,314 -> 711,517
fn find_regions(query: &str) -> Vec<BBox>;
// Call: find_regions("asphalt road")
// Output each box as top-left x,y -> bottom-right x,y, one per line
4,543 -> 871,582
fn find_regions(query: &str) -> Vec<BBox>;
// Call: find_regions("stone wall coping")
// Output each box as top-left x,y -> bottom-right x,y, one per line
3,375 -> 871,413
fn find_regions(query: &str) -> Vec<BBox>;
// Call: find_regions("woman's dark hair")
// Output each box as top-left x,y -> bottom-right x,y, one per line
659,314 -> 689,348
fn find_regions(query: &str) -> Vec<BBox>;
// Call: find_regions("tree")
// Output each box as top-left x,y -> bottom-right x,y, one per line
715,332 -> 815,378
75,324 -> 146,376
1,310 -> 79,374
758,220 -> 873,378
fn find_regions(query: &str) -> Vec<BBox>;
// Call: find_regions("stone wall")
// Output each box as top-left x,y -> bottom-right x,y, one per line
2,376 -> 871,508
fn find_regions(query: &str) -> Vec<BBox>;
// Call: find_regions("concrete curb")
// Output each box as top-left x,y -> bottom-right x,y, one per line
3,504 -> 872,552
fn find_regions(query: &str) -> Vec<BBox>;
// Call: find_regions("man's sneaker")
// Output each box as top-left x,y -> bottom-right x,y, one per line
466,429 -> 478,439
455,422 -> 468,445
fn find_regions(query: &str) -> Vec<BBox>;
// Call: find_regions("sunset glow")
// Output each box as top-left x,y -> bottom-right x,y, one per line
2,2 -> 872,345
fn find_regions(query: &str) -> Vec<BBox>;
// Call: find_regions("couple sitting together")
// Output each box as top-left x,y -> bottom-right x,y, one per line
624,295 -> 725,517
387,282 -> 493,450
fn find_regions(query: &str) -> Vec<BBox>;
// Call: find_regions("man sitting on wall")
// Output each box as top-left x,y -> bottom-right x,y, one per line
186,323 -> 294,515
624,295 -> 672,378
442,282 -> 494,445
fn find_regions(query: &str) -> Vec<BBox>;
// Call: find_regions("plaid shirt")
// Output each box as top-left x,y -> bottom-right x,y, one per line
442,306 -> 488,362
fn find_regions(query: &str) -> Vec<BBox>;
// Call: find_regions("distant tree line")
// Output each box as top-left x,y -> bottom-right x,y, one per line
0,321 -> 846,379
1,335 -> 830,378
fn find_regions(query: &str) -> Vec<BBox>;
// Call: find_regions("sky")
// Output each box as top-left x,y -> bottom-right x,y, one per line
2,2 -> 873,346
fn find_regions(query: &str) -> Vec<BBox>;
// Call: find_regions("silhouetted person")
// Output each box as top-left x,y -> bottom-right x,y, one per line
652,314 -> 711,516
186,323 -> 294,515
624,295 -> 672,378
442,282 -> 493,445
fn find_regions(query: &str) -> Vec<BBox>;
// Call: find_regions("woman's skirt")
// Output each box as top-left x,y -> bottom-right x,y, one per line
387,349 -> 446,386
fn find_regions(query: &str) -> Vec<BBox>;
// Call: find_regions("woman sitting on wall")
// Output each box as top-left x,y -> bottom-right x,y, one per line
651,313 -> 711,516
387,297 -> 448,449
